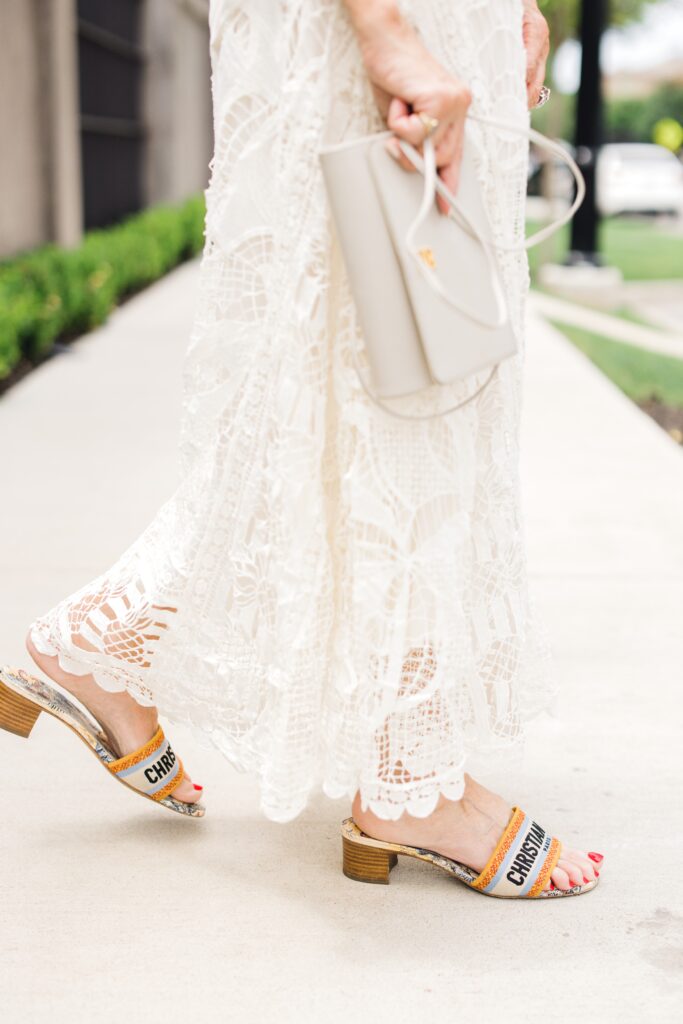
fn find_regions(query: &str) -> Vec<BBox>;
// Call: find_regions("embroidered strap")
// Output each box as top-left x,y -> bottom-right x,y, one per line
470,806 -> 562,898
109,726 -> 185,802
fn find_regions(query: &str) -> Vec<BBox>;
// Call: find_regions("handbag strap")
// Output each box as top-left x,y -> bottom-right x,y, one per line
404,132 -> 509,330
351,115 -> 585,422
401,112 -> 586,253
349,340 -> 499,422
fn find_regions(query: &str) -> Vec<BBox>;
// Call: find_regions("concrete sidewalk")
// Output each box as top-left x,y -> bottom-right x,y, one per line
530,288 -> 683,358
1,263 -> 682,1023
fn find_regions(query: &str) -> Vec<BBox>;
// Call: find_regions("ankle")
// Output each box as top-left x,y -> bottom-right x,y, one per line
25,627 -> 160,757
352,790 -> 457,845
351,774 -> 514,871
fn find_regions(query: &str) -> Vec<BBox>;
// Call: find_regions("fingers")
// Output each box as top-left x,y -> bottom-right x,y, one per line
435,128 -> 464,215
385,82 -> 472,215
525,42 -> 548,109
435,164 -> 457,215
384,135 -> 418,172
523,9 -> 550,109
387,84 -> 471,149
387,97 -> 430,147
385,144 -> 461,217
384,116 -> 457,171
385,132 -> 464,216
433,121 -> 457,169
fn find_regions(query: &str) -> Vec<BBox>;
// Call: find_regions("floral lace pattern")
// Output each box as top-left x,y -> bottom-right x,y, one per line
30,0 -> 556,822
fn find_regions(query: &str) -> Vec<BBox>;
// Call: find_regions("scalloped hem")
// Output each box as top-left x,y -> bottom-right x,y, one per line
323,768 -> 468,823
28,623 -> 157,708
27,621 -> 557,825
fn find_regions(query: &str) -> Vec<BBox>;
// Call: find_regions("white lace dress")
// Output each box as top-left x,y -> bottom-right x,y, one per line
30,0 -> 556,822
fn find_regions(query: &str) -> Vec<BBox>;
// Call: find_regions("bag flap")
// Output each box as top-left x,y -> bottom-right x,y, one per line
367,132 -> 518,384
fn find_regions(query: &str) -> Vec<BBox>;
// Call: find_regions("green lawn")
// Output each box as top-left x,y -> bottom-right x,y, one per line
551,321 -> 683,408
527,217 -> 683,282
612,305 -> 666,331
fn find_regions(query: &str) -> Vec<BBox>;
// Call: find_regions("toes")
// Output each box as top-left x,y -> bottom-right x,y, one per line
550,865 -> 571,891
548,846 -> 603,892
557,858 -> 584,887
174,776 -> 203,804
573,851 -> 598,884
563,849 -> 598,881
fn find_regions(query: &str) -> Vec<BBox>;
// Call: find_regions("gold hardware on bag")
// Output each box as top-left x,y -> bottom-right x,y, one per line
418,247 -> 436,268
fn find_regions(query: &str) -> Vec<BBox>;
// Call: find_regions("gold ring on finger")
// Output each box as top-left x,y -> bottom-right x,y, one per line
417,112 -> 440,139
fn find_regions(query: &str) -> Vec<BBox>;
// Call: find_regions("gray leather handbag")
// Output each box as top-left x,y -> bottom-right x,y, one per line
319,113 -> 584,419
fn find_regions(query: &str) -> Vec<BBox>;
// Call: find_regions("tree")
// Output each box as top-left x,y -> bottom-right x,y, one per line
533,1 -> 664,266
538,0 -> 660,67
605,84 -> 683,146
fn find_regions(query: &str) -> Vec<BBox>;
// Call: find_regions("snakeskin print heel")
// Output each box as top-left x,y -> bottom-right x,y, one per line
0,678 -> 42,738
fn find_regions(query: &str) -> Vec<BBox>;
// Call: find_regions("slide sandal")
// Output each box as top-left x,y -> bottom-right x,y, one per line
342,808 -> 599,898
0,665 -> 204,818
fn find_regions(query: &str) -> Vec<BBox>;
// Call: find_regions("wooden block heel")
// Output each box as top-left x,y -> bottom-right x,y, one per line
342,835 -> 398,884
0,680 -> 42,738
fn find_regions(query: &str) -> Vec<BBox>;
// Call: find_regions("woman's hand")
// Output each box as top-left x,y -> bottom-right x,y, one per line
522,0 -> 550,109
344,2 -> 471,214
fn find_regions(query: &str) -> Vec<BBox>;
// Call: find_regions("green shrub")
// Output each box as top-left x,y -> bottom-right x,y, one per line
0,193 -> 206,380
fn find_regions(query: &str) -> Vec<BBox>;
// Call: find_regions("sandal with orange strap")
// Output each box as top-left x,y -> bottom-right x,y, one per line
341,810 -> 599,898
0,665 -> 204,818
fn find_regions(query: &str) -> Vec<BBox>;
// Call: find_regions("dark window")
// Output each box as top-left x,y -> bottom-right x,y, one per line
77,0 -> 145,229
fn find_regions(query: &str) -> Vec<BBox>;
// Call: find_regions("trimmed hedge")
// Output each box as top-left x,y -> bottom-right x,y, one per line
0,194 -> 206,381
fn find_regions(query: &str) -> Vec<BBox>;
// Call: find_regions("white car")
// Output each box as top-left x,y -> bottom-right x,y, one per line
597,143 -> 683,217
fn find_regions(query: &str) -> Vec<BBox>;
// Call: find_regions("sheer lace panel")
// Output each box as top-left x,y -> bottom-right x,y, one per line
30,0 -> 556,823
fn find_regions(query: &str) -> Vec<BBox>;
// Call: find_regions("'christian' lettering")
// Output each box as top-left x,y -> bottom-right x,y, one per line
505,822 -> 546,886
144,746 -> 177,785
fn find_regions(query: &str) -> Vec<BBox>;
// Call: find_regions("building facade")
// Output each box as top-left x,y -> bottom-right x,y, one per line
0,0 -> 212,260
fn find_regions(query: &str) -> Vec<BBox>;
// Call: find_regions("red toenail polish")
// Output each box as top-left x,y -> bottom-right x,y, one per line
193,784 -> 203,791
588,852 -> 604,863
583,876 -> 591,883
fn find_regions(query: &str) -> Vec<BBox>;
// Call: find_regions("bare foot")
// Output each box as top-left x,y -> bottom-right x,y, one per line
352,774 -> 603,892
26,630 -> 202,805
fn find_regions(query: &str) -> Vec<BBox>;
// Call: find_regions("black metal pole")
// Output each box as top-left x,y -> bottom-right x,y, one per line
567,0 -> 607,265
